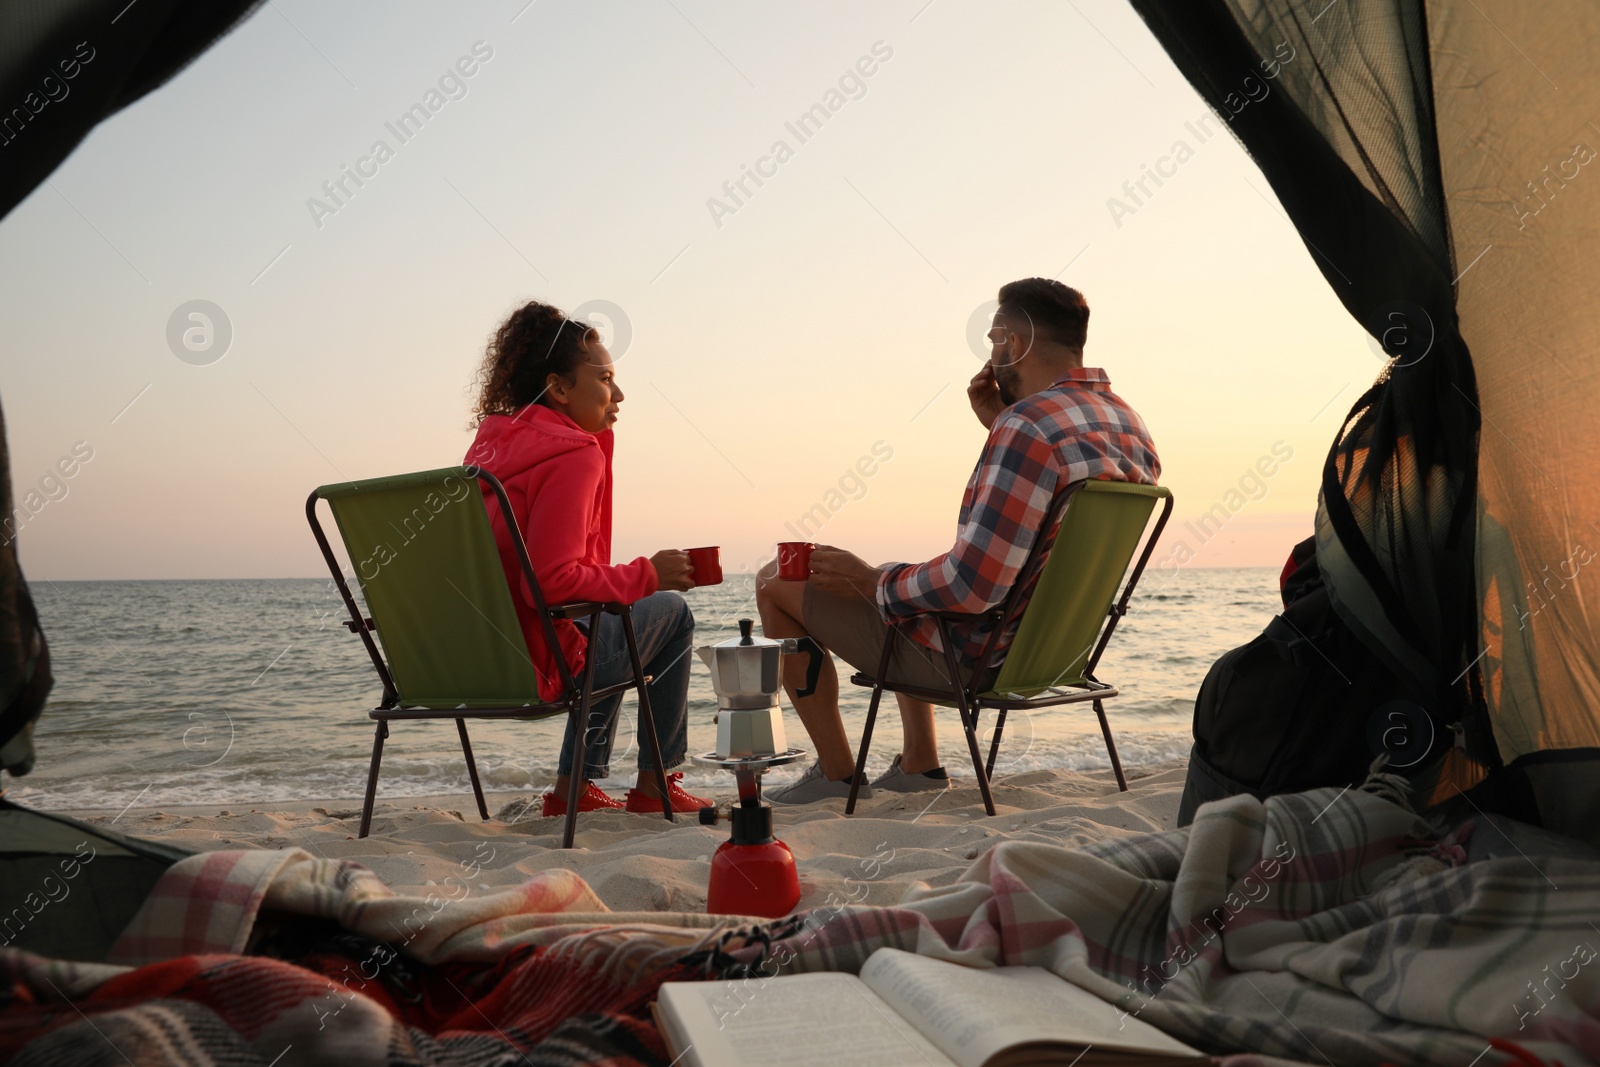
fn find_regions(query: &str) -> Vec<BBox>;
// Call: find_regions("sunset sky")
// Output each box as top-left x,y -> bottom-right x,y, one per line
0,0 -> 1378,580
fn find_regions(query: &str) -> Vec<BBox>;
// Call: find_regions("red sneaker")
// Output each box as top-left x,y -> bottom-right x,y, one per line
540,782 -> 625,817
624,772 -> 714,814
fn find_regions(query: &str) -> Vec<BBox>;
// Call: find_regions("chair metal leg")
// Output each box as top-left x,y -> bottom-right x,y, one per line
847,685 -> 884,816
456,718 -> 489,821
563,648 -> 601,849
359,721 -> 388,839
1094,697 -> 1128,791
847,627 -> 899,816
984,708 -> 1008,781
942,636 -> 995,817
621,607 -> 674,823
956,694 -> 996,816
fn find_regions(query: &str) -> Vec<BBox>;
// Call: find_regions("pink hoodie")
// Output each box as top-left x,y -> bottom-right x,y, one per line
465,404 -> 658,700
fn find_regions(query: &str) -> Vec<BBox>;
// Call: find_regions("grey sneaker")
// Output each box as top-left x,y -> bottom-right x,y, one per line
769,762 -> 873,805
871,754 -> 951,793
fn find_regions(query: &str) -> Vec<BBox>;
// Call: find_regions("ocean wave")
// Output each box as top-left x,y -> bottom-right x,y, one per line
19,574 -> 1267,814
10,732 -> 1195,811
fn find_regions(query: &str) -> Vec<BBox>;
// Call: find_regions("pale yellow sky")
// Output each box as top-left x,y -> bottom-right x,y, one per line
0,1 -> 1379,579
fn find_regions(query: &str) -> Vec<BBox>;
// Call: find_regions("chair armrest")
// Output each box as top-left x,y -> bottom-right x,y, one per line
549,601 -> 606,620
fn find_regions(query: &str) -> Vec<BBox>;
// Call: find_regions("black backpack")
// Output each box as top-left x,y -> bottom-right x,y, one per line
1176,538 -> 1439,825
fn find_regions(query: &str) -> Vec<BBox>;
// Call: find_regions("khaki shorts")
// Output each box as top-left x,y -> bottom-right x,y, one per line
801,583 -> 972,692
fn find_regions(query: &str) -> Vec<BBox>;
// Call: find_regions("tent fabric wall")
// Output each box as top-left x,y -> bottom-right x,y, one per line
1427,2 -> 1600,806
0,0 -> 265,221
0,801 -> 189,963
1126,1 -> 1485,752
1131,0 -> 1600,839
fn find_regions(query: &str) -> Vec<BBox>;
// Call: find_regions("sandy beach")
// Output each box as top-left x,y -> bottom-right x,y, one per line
70,761 -> 1188,914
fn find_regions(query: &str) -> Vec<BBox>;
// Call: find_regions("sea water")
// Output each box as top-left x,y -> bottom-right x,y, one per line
13,569 -> 1280,812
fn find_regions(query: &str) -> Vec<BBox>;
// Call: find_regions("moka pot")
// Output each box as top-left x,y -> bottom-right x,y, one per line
696,619 -> 823,758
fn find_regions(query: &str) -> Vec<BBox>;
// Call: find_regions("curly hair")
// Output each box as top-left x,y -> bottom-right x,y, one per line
472,300 -> 598,423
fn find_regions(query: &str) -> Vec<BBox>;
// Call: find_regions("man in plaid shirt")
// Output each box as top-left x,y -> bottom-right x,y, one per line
758,278 -> 1160,803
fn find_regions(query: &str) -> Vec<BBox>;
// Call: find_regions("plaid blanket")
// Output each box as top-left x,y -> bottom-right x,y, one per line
0,852 -> 727,1065
4,779 -> 1598,1066
701,779 -> 1600,1067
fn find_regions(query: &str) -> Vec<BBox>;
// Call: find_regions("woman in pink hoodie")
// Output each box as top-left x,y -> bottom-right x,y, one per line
466,301 -> 711,817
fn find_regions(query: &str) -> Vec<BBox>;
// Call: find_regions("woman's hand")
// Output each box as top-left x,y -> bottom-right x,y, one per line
808,546 -> 882,601
651,549 -> 695,591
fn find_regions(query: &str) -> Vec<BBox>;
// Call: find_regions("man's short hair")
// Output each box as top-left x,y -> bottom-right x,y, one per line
996,278 -> 1089,352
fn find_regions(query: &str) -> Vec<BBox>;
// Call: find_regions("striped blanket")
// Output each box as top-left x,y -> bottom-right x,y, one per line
3,778 -> 1597,1066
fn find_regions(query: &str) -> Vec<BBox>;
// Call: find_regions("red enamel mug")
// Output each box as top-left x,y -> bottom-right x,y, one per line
776,541 -> 814,581
686,546 -> 723,587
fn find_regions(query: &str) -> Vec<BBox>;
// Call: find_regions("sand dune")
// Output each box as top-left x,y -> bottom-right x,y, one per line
75,762 -> 1187,914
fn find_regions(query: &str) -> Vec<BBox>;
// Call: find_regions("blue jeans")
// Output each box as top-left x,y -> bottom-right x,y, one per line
557,591 -> 693,778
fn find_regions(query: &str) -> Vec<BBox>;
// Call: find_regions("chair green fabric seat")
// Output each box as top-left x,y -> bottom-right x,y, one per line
318,468 -> 548,710
307,465 -> 675,847
846,479 -> 1173,817
982,481 -> 1171,700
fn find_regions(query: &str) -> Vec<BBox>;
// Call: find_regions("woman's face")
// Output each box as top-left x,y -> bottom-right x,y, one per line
546,339 -> 622,433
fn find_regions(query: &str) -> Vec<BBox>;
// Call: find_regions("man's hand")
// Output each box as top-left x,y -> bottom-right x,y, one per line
808,546 -> 882,601
650,549 -> 695,591
968,363 -> 1006,431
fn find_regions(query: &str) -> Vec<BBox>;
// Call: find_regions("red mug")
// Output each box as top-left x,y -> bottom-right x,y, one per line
687,546 -> 723,587
776,541 -> 814,581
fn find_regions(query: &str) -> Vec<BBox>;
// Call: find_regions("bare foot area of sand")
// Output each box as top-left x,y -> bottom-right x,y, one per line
70,762 -> 1187,914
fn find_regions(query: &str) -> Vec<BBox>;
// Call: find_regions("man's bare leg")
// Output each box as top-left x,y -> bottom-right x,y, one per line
894,694 -> 941,775
754,564 -> 857,780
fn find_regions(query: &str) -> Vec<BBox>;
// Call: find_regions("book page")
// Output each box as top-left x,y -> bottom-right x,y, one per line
860,949 -> 1204,1067
658,972 -> 958,1067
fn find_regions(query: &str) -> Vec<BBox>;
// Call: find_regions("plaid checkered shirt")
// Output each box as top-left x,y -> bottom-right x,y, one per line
876,367 -> 1161,663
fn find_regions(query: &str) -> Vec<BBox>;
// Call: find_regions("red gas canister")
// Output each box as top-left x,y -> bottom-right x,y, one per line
702,802 -> 800,918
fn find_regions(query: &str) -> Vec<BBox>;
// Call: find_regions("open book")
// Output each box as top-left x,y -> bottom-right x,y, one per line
655,947 -> 1212,1067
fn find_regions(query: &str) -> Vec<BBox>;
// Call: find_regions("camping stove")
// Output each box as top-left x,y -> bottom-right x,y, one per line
694,748 -> 805,917
692,619 -> 821,917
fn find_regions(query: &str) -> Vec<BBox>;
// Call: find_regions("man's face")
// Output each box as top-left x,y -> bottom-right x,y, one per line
987,311 -> 1031,406
993,360 -> 1022,407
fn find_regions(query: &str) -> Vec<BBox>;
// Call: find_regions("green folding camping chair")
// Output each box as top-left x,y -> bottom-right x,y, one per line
845,480 -> 1173,817
305,466 -> 673,848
